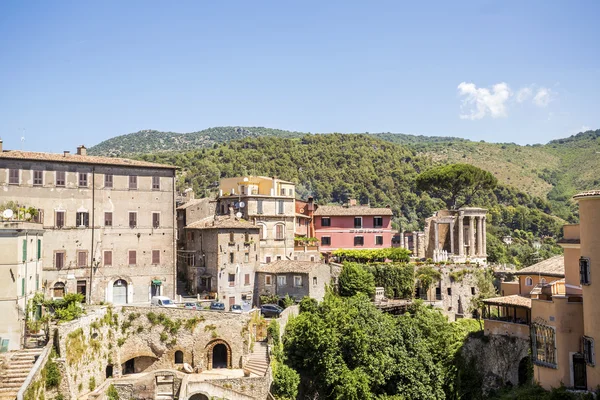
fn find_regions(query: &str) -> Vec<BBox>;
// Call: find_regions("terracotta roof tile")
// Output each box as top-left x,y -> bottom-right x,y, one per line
483,295 -> 532,308
573,190 -> 600,200
0,150 -> 176,169
513,255 -> 564,278
314,205 -> 393,216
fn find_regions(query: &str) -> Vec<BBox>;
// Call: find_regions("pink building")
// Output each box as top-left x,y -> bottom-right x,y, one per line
314,204 -> 393,252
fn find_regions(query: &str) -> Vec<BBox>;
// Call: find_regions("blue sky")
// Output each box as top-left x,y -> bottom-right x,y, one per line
0,1 -> 598,152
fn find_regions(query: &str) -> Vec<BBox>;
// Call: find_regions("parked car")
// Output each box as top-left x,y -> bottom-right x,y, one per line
184,302 -> 201,310
210,302 -> 225,311
150,296 -> 176,308
230,304 -> 243,313
261,304 -> 284,318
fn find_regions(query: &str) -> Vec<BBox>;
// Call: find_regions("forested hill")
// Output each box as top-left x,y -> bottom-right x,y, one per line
138,134 -> 566,266
90,127 -> 600,220
88,127 -> 306,156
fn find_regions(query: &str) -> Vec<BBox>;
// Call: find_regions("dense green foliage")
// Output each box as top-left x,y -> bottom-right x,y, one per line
282,293 -> 482,400
338,263 -> 376,297
487,384 -> 597,400
364,263 -> 415,298
416,164 -> 498,209
44,293 -> 85,321
332,248 -> 411,263
271,362 -> 301,400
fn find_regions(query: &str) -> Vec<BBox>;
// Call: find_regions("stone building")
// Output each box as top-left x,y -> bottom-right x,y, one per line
183,214 -> 260,308
0,144 -> 177,304
217,176 -> 298,263
255,260 -> 339,303
0,221 -> 44,351
424,207 -> 488,264
392,231 -> 426,259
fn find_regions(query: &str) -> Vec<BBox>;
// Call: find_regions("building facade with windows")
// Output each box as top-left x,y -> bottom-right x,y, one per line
216,176 -> 298,263
0,221 -> 44,351
0,144 -> 177,305
313,204 -> 393,252
182,215 -> 260,308
255,260 -> 340,303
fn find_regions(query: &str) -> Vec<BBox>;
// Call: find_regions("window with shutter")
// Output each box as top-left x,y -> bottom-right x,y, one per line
9,169 -> 20,185
56,211 -> 65,228
354,236 -> 364,246
152,212 -> 160,228
104,174 -> 113,188
78,172 -> 87,187
104,251 -> 112,266
321,217 -> 331,227
276,224 -> 284,240
129,212 -> 137,228
55,171 -> 66,187
37,239 -> 41,260
129,175 -> 137,190
76,212 -> 89,227
257,199 -> 263,214
583,336 -> 595,366
128,250 -> 136,265
77,251 -> 87,267
244,274 -> 250,285
152,176 -> 160,190
373,216 -> 383,228
55,252 -> 65,269
22,239 -> 27,262
33,170 -> 43,186
152,250 -> 160,264
354,217 -> 362,228
277,200 -> 284,214
104,212 -> 112,227
580,257 -> 591,285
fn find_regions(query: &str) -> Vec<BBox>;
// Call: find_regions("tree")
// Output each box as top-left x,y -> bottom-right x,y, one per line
271,362 -> 300,400
338,263 -> 375,297
416,164 -> 497,209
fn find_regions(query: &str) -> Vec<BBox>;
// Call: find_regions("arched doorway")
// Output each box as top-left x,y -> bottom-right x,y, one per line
113,279 -> 128,304
174,350 -> 183,364
212,344 -> 227,368
105,365 -> 113,378
518,356 -> 532,386
205,339 -> 232,370
189,394 -> 209,400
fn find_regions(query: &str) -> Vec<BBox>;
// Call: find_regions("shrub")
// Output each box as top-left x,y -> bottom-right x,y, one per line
271,362 -> 300,400
89,376 -> 96,391
268,319 -> 281,346
107,384 -> 119,400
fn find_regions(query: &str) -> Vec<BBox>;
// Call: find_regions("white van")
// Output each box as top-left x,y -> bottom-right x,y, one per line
150,296 -> 177,308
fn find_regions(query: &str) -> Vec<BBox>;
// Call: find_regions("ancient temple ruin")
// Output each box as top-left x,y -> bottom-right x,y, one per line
424,207 -> 487,264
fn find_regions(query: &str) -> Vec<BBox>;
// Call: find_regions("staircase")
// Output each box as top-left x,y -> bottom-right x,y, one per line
0,348 -> 43,400
245,341 -> 269,377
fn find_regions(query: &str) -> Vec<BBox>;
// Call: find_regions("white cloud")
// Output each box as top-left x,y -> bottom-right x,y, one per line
533,87 -> 553,107
516,87 -> 532,103
457,82 -> 511,120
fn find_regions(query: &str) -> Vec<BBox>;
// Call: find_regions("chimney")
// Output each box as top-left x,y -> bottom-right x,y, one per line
0,139 -> 3,152
77,145 -> 87,156
349,199 -> 357,207
229,206 -> 235,218
63,151 -> 70,157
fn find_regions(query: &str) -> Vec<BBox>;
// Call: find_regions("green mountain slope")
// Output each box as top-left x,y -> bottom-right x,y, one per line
88,126 -> 305,157
90,126 -> 600,218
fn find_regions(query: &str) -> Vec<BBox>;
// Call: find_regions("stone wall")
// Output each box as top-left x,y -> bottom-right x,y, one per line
460,333 -> 531,394
54,305 -> 253,399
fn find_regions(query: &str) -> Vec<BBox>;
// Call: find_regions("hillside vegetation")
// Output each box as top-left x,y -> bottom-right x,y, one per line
90,126 -> 600,217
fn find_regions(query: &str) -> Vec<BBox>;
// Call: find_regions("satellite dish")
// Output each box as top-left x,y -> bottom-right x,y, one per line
3,209 -> 13,219
235,212 -> 242,218
238,201 -> 245,208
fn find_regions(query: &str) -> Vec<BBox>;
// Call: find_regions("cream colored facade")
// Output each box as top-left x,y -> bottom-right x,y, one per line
217,177 -> 298,263
0,222 -> 44,351
0,146 -> 177,305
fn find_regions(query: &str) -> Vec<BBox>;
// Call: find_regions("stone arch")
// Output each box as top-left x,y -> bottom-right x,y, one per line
188,393 -> 210,400
106,276 -> 134,304
174,350 -> 184,364
205,339 -> 232,370
51,280 -> 66,298
518,356 -> 532,385
525,276 -> 533,286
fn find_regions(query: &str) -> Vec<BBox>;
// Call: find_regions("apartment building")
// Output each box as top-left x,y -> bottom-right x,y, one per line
217,176 -> 297,263
0,221 -> 44,351
183,214 -> 260,308
0,143 -> 177,304
314,202 -> 393,252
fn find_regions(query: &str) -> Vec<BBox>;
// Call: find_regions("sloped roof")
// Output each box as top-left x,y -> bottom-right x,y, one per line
483,295 -> 532,309
0,150 -> 176,169
176,198 -> 215,210
257,260 -> 325,274
314,205 -> 393,216
514,256 -> 564,278
186,216 -> 258,230
573,190 -> 600,200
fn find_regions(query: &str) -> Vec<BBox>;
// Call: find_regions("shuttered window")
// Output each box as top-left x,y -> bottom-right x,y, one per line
55,252 -> 65,269
129,212 -> 137,228
104,251 -> 112,266
152,212 -> 160,228
128,175 -> 137,190
152,176 -> 160,190
152,250 -> 160,265
22,240 -> 27,262
55,171 -> 65,187
77,251 -> 87,267
128,250 -> 136,265
56,211 -> 65,228
37,239 -> 41,260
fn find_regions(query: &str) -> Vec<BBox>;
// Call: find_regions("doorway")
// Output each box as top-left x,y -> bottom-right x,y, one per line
151,282 -> 161,297
77,280 -> 87,300
573,353 -> 587,390
124,359 -> 135,375
212,344 -> 228,368
106,365 -> 113,378
229,296 -> 235,310
113,279 -> 128,304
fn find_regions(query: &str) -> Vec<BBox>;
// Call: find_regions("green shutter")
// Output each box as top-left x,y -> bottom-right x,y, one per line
37,239 -> 41,260
21,278 -> 25,296
22,240 -> 27,262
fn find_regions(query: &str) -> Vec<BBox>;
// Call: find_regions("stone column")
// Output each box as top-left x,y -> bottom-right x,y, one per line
469,216 -> 475,257
476,216 -> 483,256
434,222 -> 439,251
458,213 -> 464,256
482,217 -> 487,256
400,231 -> 405,249
450,221 -> 455,254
